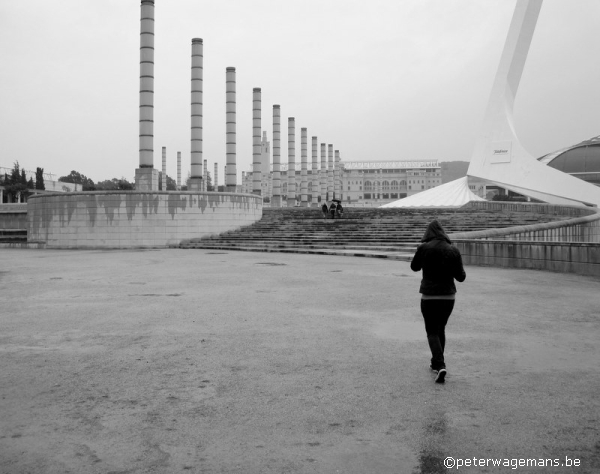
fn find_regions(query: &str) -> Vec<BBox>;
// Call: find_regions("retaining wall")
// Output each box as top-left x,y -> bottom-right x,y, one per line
452,201 -> 600,277
27,191 -> 262,249
0,206 -> 27,229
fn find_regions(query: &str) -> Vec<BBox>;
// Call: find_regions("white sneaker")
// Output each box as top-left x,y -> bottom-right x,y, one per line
435,368 -> 447,383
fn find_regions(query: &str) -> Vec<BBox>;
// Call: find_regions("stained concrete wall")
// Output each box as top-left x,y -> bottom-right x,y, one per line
27,192 -> 262,249
454,240 -> 600,277
462,200 -> 596,218
452,201 -> 600,277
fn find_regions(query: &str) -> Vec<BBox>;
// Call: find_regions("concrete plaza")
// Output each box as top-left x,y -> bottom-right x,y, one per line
1,248 -> 599,473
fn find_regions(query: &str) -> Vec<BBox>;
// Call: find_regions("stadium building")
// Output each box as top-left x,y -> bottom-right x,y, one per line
538,135 -> 600,187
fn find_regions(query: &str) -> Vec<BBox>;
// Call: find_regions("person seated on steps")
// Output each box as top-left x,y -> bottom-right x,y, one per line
329,201 -> 337,219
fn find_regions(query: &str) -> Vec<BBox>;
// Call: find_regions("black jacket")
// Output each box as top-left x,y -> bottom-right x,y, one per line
410,221 -> 466,295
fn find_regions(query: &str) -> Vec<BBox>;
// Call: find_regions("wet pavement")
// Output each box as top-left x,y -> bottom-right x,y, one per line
1,248 -> 599,473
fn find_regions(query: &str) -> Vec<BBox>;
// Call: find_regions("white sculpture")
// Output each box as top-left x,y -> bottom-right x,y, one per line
467,0 -> 600,207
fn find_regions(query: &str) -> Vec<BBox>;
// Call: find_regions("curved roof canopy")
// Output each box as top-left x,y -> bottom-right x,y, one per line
380,177 -> 484,208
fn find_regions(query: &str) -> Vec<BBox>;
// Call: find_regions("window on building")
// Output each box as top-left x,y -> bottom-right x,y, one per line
364,181 -> 372,190
382,180 -> 390,190
391,180 -> 398,189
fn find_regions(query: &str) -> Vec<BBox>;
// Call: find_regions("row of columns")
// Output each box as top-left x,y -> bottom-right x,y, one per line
157,149 -> 224,190
243,104 -> 342,205
136,0 -> 341,199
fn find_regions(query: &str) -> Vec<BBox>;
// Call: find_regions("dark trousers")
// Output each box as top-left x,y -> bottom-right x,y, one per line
421,299 -> 455,371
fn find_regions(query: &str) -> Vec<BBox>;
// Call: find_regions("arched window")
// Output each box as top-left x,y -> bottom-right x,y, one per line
391,180 -> 399,189
400,180 -> 406,186
382,180 -> 390,190
364,181 -> 372,190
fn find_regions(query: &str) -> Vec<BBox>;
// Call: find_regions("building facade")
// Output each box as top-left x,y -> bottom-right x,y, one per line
243,157 -> 443,206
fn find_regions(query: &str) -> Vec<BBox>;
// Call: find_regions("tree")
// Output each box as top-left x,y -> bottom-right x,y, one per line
166,175 -> 177,190
158,173 -> 177,191
35,168 -> 45,190
59,170 -> 96,191
27,177 -> 34,189
95,179 -> 118,190
117,178 -> 134,190
96,177 -> 134,191
5,162 -> 29,202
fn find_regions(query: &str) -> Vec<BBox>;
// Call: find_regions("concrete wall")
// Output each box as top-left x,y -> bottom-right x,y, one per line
44,180 -> 82,192
454,240 -> 600,277
452,201 -> 600,277
0,207 -> 27,229
455,201 -> 600,243
462,200 -> 596,218
27,191 -> 262,249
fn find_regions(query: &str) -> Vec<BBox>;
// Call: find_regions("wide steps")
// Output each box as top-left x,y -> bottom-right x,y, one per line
0,229 -> 27,243
179,206 -> 566,259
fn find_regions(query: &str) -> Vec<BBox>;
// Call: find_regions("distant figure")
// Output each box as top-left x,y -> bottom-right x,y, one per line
410,220 -> 466,383
321,203 -> 329,218
335,202 -> 343,218
329,201 -> 337,219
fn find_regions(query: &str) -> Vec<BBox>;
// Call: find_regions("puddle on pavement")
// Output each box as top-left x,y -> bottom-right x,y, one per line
372,320 -> 425,341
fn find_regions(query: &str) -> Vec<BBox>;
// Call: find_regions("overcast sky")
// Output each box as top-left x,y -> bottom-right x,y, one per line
1,0 -> 598,183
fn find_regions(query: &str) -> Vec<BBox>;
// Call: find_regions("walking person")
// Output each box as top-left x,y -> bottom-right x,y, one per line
410,220 -> 466,383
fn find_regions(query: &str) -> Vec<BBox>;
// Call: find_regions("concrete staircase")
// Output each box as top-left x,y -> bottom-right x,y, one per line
0,207 -> 28,245
179,206 -> 564,260
0,229 -> 27,244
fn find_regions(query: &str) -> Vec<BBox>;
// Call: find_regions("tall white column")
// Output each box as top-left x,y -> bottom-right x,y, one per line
177,151 -> 181,190
300,128 -> 308,207
252,88 -> 262,196
225,67 -> 237,192
320,143 -> 327,202
189,38 -> 203,191
334,149 -> 341,201
161,146 -> 167,190
311,136 -> 319,206
327,144 -> 334,200
272,105 -> 281,207
287,118 -> 296,207
135,0 -> 158,190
